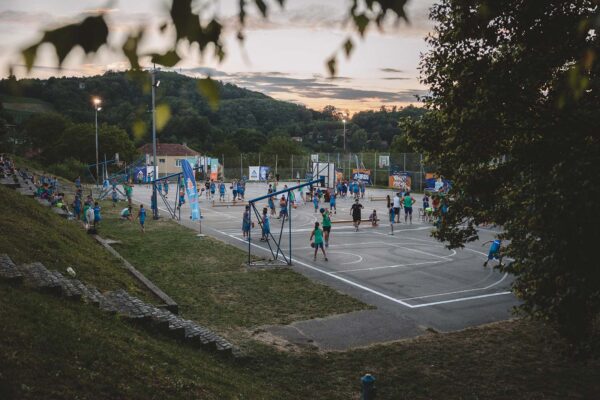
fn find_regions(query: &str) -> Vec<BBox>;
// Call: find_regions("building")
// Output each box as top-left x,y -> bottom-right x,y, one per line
138,143 -> 200,176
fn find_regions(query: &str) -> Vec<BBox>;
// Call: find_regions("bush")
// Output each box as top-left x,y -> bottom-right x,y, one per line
47,158 -> 88,182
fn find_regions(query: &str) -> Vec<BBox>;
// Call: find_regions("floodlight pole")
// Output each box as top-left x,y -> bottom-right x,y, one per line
93,97 -> 102,188
151,66 -> 159,219
342,119 -> 346,153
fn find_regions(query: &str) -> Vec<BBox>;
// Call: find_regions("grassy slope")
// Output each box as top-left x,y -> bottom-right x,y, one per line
98,201 -> 369,332
1,282 -> 598,400
0,185 -> 153,300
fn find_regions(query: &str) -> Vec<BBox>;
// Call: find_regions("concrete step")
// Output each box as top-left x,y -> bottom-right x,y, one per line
0,254 -> 25,283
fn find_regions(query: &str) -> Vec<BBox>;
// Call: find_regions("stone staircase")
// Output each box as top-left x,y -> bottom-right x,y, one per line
0,254 -> 235,355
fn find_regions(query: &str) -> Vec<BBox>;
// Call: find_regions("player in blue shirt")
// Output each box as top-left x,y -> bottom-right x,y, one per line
219,182 -> 226,201
137,204 -> 147,233
482,239 -> 503,267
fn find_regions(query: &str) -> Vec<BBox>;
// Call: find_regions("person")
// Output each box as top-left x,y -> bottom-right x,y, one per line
310,222 -> 328,261
74,176 -> 81,190
219,181 -> 226,201
124,183 -> 133,206
232,179 -> 238,201
120,206 -> 133,221
178,188 -> 186,209
279,195 -> 288,220
423,194 -> 431,222
85,204 -> 95,231
320,208 -> 332,247
403,192 -> 416,224
268,195 -> 276,217
324,189 -> 330,204
312,190 -> 319,213
205,180 -> 211,199
93,201 -> 102,228
151,191 -> 158,219
350,198 -> 364,232
208,180 -> 214,199
388,205 -> 395,235
289,188 -> 296,208
268,184 -> 273,194
261,207 -> 270,241
432,195 -> 440,213
111,187 -> 118,207
329,192 -> 336,214
360,181 -> 366,199
72,195 -> 81,220
482,239 -> 503,267
137,204 -> 147,233
242,206 -> 251,239
164,179 -> 169,196
369,210 -> 379,227
393,192 -> 401,223
157,180 -> 162,195
386,194 -> 391,210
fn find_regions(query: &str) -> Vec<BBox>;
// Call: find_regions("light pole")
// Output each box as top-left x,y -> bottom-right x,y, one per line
342,119 -> 347,153
151,67 -> 160,219
93,97 -> 102,187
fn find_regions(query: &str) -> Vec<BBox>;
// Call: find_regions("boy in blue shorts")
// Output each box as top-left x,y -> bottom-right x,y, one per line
111,188 -> 118,207
329,192 -> 336,214
137,204 -> 146,233
313,192 -> 319,213
261,207 -> 270,241
164,180 -> 169,196
389,205 -> 395,235
482,239 -> 503,267
93,201 -> 102,228
219,181 -> 226,201
210,180 -> 216,199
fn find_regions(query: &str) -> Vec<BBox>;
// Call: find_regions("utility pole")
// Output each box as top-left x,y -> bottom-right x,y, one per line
151,65 -> 160,219
93,97 -> 102,187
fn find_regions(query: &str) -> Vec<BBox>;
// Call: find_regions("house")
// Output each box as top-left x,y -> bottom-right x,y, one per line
138,143 -> 200,176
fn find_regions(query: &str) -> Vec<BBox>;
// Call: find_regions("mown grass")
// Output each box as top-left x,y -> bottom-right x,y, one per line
98,201 -> 369,331
1,282 -> 598,400
0,185 -> 153,301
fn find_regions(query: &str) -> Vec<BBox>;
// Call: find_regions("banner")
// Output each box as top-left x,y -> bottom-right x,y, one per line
181,159 -> 201,221
133,166 -> 159,183
378,155 -> 389,168
210,158 -> 219,181
425,173 -> 452,192
335,168 -> 344,183
389,168 -> 411,191
248,166 -> 260,181
352,169 -> 372,184
259,166 -> 270,181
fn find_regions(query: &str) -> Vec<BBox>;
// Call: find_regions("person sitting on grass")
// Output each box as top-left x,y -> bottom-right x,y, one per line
310,222 -> 328,262
120,206 -> 133,221
369,210 -> 379,227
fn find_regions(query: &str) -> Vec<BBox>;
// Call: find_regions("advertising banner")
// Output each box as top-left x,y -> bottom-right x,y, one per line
425,173 -> 452,193
378,155 -> 390,168
389,167 -> 411,191
133,166 -> 159,183
259,166 -> 270,181
248,166 -> 260,181
352,169 -> 372,184
181,159 -> 201,221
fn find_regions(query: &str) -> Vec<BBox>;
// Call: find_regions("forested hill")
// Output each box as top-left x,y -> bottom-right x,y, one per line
0,71 -> 425,161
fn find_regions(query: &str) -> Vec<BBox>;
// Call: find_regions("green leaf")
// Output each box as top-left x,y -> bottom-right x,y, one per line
254,0 -> 268,17
353,14 -> 369,37
155,104 -> 171,132
343,38 -> 354,58
326,56 -> 337,77
21,15 -> 108,70
197,77 -> 220,111
151,50 -> 181,67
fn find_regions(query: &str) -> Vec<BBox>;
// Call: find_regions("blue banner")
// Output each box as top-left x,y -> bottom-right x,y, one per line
181,160 -> 201,221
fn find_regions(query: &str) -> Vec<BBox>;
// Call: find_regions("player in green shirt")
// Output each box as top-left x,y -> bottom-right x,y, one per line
402,192 -> 416,224
310,222 -> 328,261
320,208 -> 332,247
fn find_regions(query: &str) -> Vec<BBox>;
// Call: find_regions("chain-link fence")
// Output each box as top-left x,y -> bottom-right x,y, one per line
220,152 -> 430,192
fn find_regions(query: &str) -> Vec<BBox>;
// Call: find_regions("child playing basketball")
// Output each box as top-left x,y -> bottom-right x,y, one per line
310,222 -> 328,261
482,239 -> 503,267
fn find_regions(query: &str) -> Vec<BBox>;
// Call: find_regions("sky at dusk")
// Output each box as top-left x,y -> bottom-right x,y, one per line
0,0 -> 435,114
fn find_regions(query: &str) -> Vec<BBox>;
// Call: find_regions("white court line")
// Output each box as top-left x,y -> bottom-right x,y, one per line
400,272 -> 509,301
214,229 -> 513,309
326,251 -> 364,265
331,259 -> 444,274
409,291 -> 512,308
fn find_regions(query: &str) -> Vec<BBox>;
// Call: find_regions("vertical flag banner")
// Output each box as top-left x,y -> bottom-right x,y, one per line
181,159 -> 201,221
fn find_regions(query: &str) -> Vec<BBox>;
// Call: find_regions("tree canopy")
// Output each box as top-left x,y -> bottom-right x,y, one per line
409,0 -> 599,346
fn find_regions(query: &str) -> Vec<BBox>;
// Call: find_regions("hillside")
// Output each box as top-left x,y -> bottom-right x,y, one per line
0,71 -> 425,155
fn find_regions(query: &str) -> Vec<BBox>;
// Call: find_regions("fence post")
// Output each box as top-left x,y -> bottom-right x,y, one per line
374,152 -> 377,186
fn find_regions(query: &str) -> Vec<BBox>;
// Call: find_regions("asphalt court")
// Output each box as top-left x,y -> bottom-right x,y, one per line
132,181 -> 518,334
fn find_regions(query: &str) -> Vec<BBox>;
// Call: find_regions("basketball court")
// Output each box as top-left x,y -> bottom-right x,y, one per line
132,181 -> 518,336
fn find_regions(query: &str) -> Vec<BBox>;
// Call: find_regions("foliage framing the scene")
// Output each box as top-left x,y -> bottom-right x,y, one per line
409,0 -> 599,346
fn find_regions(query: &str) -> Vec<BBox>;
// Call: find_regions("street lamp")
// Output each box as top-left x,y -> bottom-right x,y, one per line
93,97 -> 102,187
151,67 -> 160,219
342,119 -> 347,153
